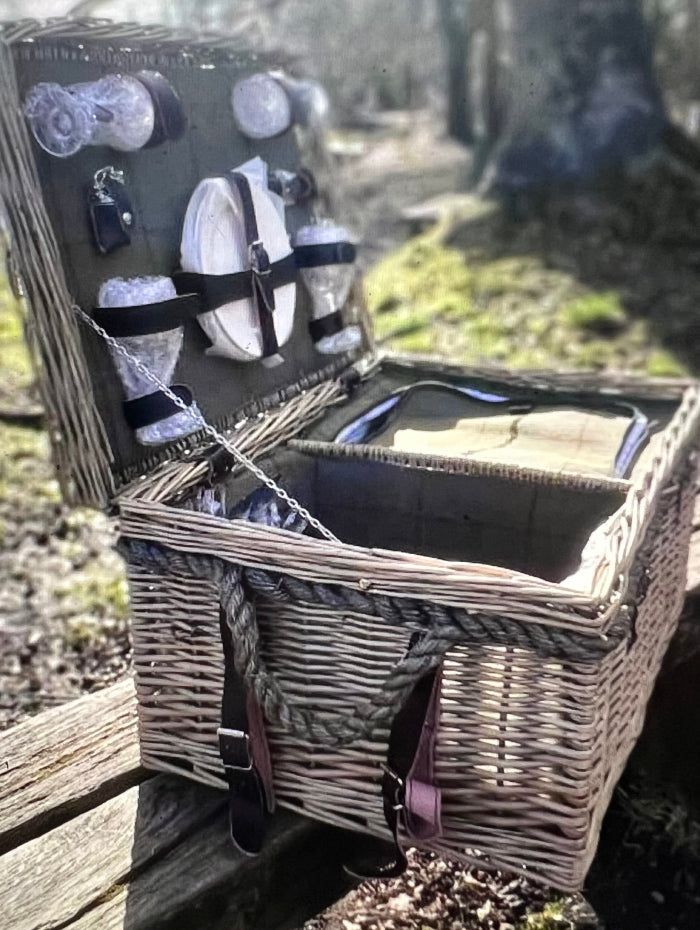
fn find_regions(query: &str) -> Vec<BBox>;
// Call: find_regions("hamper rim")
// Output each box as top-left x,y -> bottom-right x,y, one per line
117,379 -> 700,626
0,16 -> 281,60
287,437 -> 634,494
379,351 -> 695,401
118,495 -> 616,629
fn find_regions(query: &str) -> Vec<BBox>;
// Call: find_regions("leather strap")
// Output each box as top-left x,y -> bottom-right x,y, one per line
226,171 -> 279,358
172,254 -> 297,312
345,635 -> 442,880
122,385 -> 193,430
308,309 -> 345,343
218,603 -> 272,855
294,241 -> 356,268
92,294 -> 203,337
404,666 -> 443,841
135,69 -> 187,149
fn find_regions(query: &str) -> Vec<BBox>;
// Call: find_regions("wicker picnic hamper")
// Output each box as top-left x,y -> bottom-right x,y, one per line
3,18 -> 700,893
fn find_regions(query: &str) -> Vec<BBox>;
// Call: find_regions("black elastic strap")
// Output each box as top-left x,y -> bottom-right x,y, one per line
122,385 -> 193,430
92,294 -> 203,338
135,70 -> 187,148
345,635 -> 438,880
309,309 -> 346,343
227,171 -> 279,359
219,606 -> 266,856
294,241 -> 356,268
172,253 -> 297,311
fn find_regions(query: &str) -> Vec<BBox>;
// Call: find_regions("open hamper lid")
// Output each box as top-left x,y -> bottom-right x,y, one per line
0,18 -> 372,510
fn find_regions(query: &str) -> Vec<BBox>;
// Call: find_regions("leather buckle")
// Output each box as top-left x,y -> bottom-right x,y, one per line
218,727 -> 254,772
381,764 -> 405,812
249,240 -> 272,277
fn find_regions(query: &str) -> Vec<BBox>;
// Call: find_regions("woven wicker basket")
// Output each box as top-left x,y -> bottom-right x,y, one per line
3,17 -> 700,894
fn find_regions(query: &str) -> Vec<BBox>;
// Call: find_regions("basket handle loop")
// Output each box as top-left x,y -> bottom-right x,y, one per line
222,566 -> 456,749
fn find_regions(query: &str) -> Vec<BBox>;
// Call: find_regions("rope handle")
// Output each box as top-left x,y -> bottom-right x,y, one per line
77,305 -> 339,542
223,567 -> 456,748
124,541 -> 637,749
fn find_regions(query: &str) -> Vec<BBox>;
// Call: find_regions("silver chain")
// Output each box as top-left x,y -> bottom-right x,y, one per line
77,306 -> 339,542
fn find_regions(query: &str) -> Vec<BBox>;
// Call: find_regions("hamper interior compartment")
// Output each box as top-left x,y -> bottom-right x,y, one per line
303,361 -> 680,480
218,448 -> 627,582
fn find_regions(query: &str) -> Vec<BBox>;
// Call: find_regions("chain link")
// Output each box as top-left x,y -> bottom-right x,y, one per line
77,306 -> 339,542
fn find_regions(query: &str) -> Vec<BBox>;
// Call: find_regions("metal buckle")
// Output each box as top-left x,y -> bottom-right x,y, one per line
217,727 -> 254,772
249,240 -> 271,276
381,764 -> 405,812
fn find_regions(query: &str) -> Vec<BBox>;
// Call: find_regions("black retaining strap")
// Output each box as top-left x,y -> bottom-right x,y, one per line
294,241 -> 356,268
309,309 -> 346,343
172,253 -> 297,313
122,385 -> 193,430
92,241 -> 354,341
136,69 -> 187,149
92,294 -> 203,338
227,171 -> 279,358
218,604 -> 267,856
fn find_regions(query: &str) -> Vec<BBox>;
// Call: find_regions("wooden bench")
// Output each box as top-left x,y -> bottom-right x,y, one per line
0,680 -> 355,930
2,498 -> 699,930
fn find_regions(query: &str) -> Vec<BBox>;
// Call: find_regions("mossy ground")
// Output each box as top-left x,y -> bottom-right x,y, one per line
0,280 -> 129,728
365,198 -> 695,377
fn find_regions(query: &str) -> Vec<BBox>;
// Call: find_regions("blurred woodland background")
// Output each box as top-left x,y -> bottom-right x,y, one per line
4,3 -> 700,928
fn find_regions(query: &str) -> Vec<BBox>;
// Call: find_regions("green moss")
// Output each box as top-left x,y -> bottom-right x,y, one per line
0,424 -> 60,506
58,567 -> 129,624
0,280 -> 33,383
365,234 -> 475,354
559,291 -> 627,335
63,617 -> 99,651
646,349 -> 688,378
518,899 -> 569,930
364,226 -> 687,375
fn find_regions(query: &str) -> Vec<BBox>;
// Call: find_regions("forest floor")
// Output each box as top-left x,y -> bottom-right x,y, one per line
2,109 -> 700,928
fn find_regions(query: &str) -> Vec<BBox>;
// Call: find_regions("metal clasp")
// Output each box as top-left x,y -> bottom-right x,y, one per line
249,240 -> 271,277
217,727 -> 253,772
381,764 -> 405,812
93,165 -> 125,203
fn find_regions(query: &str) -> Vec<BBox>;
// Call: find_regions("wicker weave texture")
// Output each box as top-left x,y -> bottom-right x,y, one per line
129,453 -> 696,890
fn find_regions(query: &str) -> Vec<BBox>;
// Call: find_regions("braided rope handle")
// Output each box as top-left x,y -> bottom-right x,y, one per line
222,570 -> 457,748
125,541 -> 636,750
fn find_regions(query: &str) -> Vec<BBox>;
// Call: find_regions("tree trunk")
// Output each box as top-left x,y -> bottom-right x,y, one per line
479,0 -> 667,196
437,0 -> 474,144
688,0 -> 700,98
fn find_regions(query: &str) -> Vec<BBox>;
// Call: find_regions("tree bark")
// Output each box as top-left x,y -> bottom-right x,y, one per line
437,0 -> 474,144
479,0 -> 667,194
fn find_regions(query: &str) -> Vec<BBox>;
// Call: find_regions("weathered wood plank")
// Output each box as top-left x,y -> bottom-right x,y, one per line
0,679 -> 142,853
68,808 -> 356,930
0,775 -> 225,930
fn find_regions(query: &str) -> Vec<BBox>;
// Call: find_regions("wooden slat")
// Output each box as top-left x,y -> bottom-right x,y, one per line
0,679 -> 142,854
68,808 -> 355,930
0,773 -> 355,930
0,775 -> 225,930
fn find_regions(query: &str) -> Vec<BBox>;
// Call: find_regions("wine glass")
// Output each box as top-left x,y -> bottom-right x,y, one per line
98,277 -> 203,446
24,74 -> 156,158
294,221 -> 362,355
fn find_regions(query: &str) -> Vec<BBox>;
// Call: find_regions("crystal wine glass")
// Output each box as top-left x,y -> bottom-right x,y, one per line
294,221 -> 362,355
24,74 -> 155,158
98,277 -> 203,446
